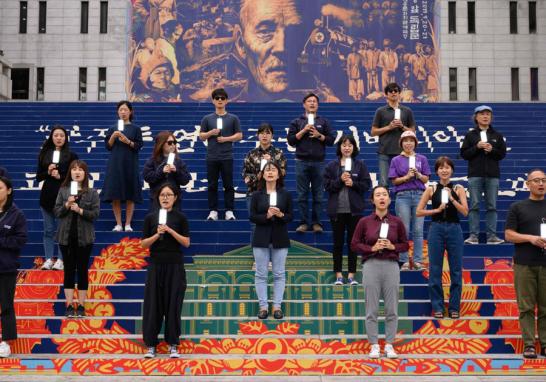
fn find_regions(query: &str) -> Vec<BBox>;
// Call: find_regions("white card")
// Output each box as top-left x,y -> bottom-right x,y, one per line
159,208 -> 168,225
344,158 -> 352,172
269,192 -> 277,207
307,114 -> 315,126
379,222 -> 389,239
480,130 -> 488,143
117,119 -> 124,131
408,155 -> 416,169
52,150 -> 60,164
441,189 -> 449,204
70,181 -> 78,196
167,152 -> 175,166
216,117 -> 223,130
260,158 -> 267,171
541,223 -> 546,239
394,108 -> 401,120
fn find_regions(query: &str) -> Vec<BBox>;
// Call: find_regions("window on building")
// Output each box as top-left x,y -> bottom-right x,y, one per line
529,1 -> 537,34
511,68 -> 520,101
530,68 -> 539,101
449,68 -> 458,101
37,67 -> 45,101
448,2 -> 456,34
38,1 -> 47,33
469,68 -> 477,101
81,1 -> 89,34
467,2 -> 476,34
509,1 -> 518,34
98,67 -> 107,101
79,68 -> 87,101
19,2 -> 27,34
100,1 -> 108,34
11,68 -> 30,100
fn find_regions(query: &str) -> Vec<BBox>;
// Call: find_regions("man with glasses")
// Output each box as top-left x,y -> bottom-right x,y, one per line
199,88 -> 242,221
505,169 -> 546,359
371,82 -> 416,187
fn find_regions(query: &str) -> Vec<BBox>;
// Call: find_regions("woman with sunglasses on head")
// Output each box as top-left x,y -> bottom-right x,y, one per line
101,100 -> 143,232
143,131 -> 191,211
141,183 -> 190,359
36,125 -> 79,271
54,160 -> 100,318
416,156 -> 468,319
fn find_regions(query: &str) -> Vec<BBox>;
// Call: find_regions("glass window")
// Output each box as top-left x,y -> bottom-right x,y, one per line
98,67 -> 107,101
449,68 -> 458,101
100,2 -> 108,34
529,1 -> 537,34
39,1 -> 47,34
469,68 -> 477,101
530,68 -> 539,101
37,67 -> 45,101
510,1 -> 518,34
448,2 -> 456,34
79,67 -> 87,101
19,2 -> 27,34
511,68 -> 520,101
81,1 -> 89,34
467,2 -> 476,34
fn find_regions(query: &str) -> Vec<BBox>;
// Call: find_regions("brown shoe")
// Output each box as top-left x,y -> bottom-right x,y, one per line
296,224 -> 308,233
312,224 -> 323,233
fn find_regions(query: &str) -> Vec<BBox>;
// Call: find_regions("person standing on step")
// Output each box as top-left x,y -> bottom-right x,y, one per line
371,82 -> 416,187
250,161 -> 292,320
143,131 -> 191,211
36,125 -> 79,271
324,134 -> 371,286
416,156 -> 468,319
505,169 -> 546,359
0,176 -> 27,359
388,130 -> 430,271
102,100 -> 143,232
199,88 -> 242,221
351,185 -> 408,359
141,183 -> 190,359
461,105 -> 507,245
54,160 -> 100,319
287,92 -> 335,233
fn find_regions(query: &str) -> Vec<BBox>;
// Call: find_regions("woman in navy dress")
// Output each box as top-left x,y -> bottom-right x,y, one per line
101,101 -> 143,232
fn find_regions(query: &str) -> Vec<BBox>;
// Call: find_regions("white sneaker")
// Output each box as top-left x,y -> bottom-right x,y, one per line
368,344 -> 380,358
400,262 -> 410,270
207,211 -> 218,221
52,259 -> 64,271
225,210 -> 236,220
384,343 -> 398,359
112,224 -> 123,232
41,258 -> 54,270
144,346 -> 156,358
124,225 -> 133,232
0,341 -> 11,358
169,345 -> 180,358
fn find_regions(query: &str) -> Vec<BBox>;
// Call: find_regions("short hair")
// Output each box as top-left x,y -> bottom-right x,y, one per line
434,156 -> 455,173
336,134 -> 359,158
211,88 -> 228,99
527,168 -> 545,180
303,92 -> 319,103
117,100 -> 134,121
154,182 -> 181,209
371,185 -> 389,201
257,122 -> 273,135
384,82 -> 401,94
0,176 -> 14,210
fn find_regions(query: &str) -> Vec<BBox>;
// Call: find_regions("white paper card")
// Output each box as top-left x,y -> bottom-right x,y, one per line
216,118 -> 223,130
441,189 -> 449,204
167,153 -> 175,165
307,114 -> 315,126
117,119 -> 124,131
408,155 -> 416,169
379,222 -> 389,239
480,130 -> 488,143
70,181 -> 78,196
394,108 -> 401,120
269,192 -> 277,207
344,158 -> 352,172
159,209 -> 168,225
541,223 -> 546,239
260,158 -> 267,171
52,150 -> 60,164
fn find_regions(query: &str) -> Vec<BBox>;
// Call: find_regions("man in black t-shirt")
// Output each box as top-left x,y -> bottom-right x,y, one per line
505,169 -> 546,359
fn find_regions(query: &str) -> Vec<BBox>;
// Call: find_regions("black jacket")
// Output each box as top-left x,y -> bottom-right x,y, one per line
0,204 -> 27,273
142,156 -> 191,199
460,126 -> 506,178
286,114 -> 335,161
324,158 -> 372,219
250,188 -> 293,248
36,149 -> 79,211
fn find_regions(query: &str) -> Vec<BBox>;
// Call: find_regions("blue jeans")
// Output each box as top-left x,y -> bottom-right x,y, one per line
467,177 -> 499,238
41,207 -> 59,260
253,246 -> 288,309
378,154 -> 396,187
427,222 -> 463,313
395,190 -> 424,264
295,160 -> 324,226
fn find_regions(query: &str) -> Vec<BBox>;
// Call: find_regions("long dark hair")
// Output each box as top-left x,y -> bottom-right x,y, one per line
152,131 -> 178,162
38,125 -> 70,166
257,161 -> 284,191
0,176 -> 14,210
61,160 -> 90,192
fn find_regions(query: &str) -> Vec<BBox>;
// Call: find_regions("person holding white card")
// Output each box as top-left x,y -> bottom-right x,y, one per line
36,125 -> 79,271
199,88 -> 242,221
141,183 -> 190,359
460,105 -> 507,245
416,157 -> 468,320
54,160 -> 100,319
388,130 -> 431,270
351,186 -> 409,359
287,93 -> 335,233
505,169 -> 546,359
249,161 -> 292,320
324,135 -> 371,285
102,101 -> 143,232
143,131 -> 191,211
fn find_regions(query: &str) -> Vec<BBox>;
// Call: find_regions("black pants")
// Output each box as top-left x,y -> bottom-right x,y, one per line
330,214 -> 360,273
60,241 -> 92,290
143,263 -> 187,347
0,272 -> 17,341
207,159 -> 234,211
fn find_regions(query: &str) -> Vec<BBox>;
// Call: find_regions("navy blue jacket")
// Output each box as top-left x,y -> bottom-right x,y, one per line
323,158 -> 372,219
0,166 -> 8,178
0,204 -> 28,273
142,156 -> 191,199
287,114 -> 335,161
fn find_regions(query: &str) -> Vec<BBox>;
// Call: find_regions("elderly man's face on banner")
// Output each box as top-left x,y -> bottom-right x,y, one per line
235,0 -> 303,95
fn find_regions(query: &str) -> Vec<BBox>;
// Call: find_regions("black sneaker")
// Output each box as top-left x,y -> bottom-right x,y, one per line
76,305 -> 86,317
65,305 -> 75,318
273,309 -> 284,319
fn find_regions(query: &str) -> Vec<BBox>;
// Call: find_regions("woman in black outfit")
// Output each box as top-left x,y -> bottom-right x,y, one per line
141,183 -> 190,359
